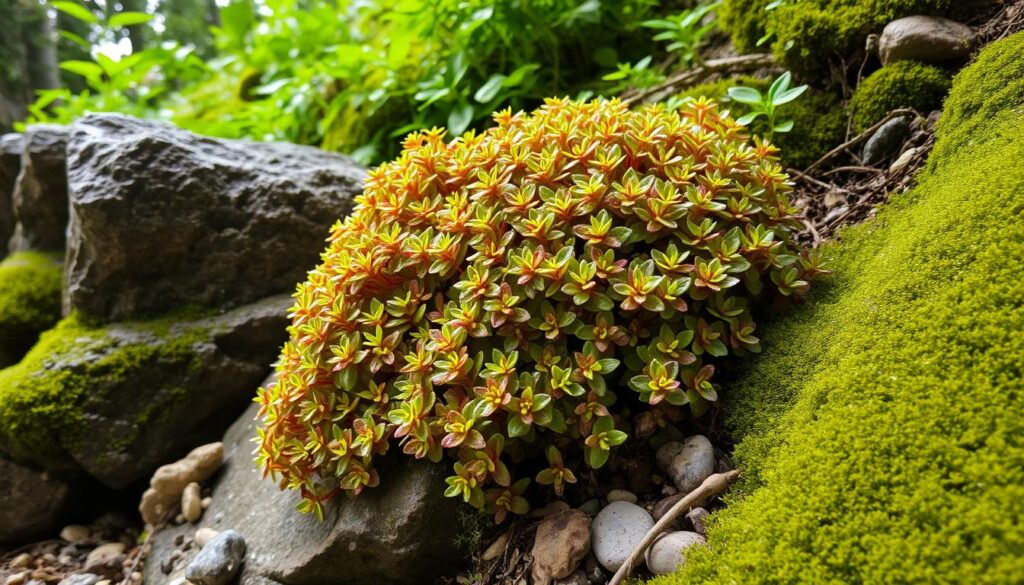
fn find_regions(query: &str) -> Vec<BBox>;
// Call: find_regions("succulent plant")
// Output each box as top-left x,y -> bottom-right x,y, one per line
256,98 -> 825,520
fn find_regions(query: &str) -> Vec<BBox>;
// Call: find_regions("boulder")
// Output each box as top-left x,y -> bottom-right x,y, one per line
64,114 -> 366,322
8,125 -> 69,252
879,16 -> 975,65
143,401 -> 464,585
0,295 -> 289,488
0,456 -> 71,542
0,133 -> 21,256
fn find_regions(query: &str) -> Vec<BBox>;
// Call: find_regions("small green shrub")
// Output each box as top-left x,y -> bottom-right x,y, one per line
0,251 -> 62,367
256,98 -> 827,521
677,77 -> 846,168
650,31 -> 1024,585
850,61 -> 950,131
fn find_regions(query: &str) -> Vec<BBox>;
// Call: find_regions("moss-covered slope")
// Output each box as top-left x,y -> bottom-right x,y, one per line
651,32 -> 1024,584
0,251 -> 62,367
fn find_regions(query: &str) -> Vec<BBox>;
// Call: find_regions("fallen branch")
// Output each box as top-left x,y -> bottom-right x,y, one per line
608,470 -> 740,585
803,108 -> 919,175
622,54 -> 775,106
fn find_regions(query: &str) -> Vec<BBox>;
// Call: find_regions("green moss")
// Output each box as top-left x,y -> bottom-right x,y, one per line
850,61 -> 951,130
650,32 -> 1024,584
931,30 -> 1024,168
678,76 -> 846,168
0,310 -> 213,469
719,0 -> 971,73
0,251 -> 63,366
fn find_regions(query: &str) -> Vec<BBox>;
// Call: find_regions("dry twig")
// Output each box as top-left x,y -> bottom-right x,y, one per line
621,54 -> 774,105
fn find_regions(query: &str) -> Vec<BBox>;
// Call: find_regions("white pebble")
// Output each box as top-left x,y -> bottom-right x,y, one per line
182,482 -> 203,523
60,524 -> 91,543
606,489 -> 637,504
591,501 -> 654,571
644,531 -> 706,575
194,527 -> 220,548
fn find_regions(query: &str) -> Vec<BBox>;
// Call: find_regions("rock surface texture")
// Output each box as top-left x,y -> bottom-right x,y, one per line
879,16 -> 975,65
9,125 -> 69,252
531,510 -> 592,584
144,401 -> 463,585
64,114 -> 366,321
0,457 -> 71,542
0,133 -> 21,256
0,295 -> 288,488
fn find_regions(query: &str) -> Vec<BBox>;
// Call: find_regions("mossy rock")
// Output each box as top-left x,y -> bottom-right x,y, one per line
650,32 -> 1024,584
678,76 -> 846,169
719,0 -> 982,74
0,251 -> 62,367
850,60 -> 951,131
0,295 -> 289,487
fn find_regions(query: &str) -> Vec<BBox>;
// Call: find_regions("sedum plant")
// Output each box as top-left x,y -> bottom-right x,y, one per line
256,98 -> 826,520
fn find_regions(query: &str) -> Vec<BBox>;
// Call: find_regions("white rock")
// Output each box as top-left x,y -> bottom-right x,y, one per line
644,531 -> 706,575
182,482 -> 203,523
60,524 -> 90,543
591,501 -> 654,571
606,489 -> 637,504
194,527 -> 220,548
201,497 -> 213,510
85,542 -> 126,565
4,571 -> 28,585
660,435 -> 716,493
889,147 -> 920,174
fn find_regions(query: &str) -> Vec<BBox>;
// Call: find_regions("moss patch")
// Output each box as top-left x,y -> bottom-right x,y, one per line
0,251 -> 62,366
650,32 -> 1024,584
719,0 -> 977,73
0,311 -> 212,470
678,77 -> 846,169
849,61 -> 951,130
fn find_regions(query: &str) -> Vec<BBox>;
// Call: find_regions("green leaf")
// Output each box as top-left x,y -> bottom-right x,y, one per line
773,119 -> 795,133
53,1 -> 99,24
727,86 -> 762,105
587,446 -> 610,469
474,75 -> 505,104
219,0 -> 254,45
57,30 -> 91,50
768,71 -> 791,100
736,112 -> 760,126
109,11 -> 153,28
447,102 -> 474,136
59,60 -> 104,81
507,416 -> 530,438
773,84 -> 808,106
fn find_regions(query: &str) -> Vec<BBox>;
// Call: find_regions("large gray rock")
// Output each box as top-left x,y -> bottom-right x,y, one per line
144,401 -> 464,585
0,456 -> 71,542
0,295 -> 290,489
9,125 -> 69,252
65,114 -> 366,322
0,133 -> 21,257
879,16 -> 975,65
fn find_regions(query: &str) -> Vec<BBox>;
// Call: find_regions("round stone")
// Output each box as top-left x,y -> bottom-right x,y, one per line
644,531 -> 706,575
590,501 -> 654,571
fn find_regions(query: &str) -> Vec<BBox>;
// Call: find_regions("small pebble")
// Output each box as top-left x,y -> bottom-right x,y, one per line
201,497 -> 213,510
554,570 -> 588,585
56,575 -> 100,585
481,532 -> 509,562
130,573 -> 142,583
578,499 -> 601,517
168,578 -> 187,585
185,529 -> 246,585
605,489 -> 637,504
85,543 -> 125,566
889,147 -> 920,173
644,531 -> 706,575
11,554 -> 32,569
182,482 -> 203,523
60,525 -> 91,544
686,507 -> 710,536
95,581 -> 111,585
174,514 -> 185,525
5,572 -> 28,585
194,527 -> 220,548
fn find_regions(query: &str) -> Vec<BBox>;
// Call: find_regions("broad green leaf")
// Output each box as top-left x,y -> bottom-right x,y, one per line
57,30 -> 90,50
447,102 -> 474,135
109,12 -> 153,28
773,84 -> 808,105
53,1 -> 99,24
474,75 -> 505,103
773,119 -> 795,133
59,60 -> 104,81
727,86 -> 762,105
736,112 -> 760,126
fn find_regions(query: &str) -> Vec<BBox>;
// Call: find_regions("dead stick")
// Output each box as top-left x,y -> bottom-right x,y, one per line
608,470 -> 740,585
622,54 -> 774,105
803,108 -> 919,175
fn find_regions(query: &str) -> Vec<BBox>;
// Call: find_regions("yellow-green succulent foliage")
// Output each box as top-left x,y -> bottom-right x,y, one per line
650,32 -> 1024,584
849,61 -> 951,131
719,0 -> 975,72
678,76 -> 846,169
0,251 -> 62,366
